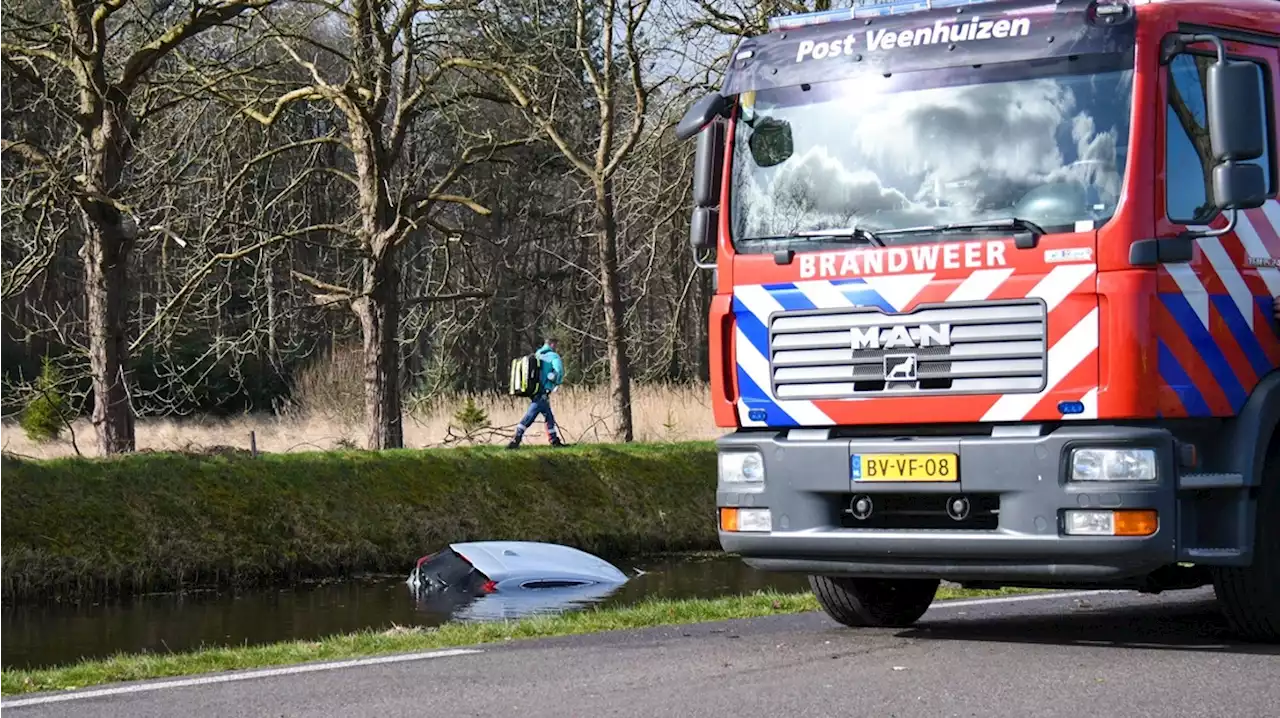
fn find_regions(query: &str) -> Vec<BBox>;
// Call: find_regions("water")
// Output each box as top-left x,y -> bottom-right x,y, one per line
1,554 -> 811,670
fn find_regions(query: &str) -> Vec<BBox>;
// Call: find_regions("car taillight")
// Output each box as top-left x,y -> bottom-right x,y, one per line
481,580 -> 498,594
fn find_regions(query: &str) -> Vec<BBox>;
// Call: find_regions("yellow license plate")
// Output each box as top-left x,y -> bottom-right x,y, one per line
851,453 -> 958,482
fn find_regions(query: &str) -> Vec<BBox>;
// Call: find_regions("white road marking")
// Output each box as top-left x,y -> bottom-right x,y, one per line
928,589 -> 1121,611
1,648 -> 483,709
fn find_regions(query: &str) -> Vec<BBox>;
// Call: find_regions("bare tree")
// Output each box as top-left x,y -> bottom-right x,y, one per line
211,0 -> 523,449
1,0 -> 274,453
2,0 -> 743,445
471,0 -> 676,442
687,0 -> 829,38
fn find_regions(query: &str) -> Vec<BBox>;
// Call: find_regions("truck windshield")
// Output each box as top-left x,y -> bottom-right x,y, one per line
730,54 -> 1134,250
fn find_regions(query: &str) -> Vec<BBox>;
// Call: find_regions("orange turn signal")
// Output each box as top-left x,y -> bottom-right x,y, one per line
1114,510 -> 1158,536
719,507 -> 739,532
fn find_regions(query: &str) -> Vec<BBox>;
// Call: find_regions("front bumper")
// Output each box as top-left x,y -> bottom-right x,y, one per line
717,425 -> 1180,583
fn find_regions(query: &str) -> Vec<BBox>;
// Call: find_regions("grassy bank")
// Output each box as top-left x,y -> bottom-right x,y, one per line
0,586 -> 1038,696
1,442 -> 717,602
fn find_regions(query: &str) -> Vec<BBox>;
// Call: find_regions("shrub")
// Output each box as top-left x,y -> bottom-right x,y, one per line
19,358 -> 69,442
452,396 -> 490,436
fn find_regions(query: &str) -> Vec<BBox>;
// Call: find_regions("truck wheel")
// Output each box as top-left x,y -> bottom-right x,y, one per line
808,575 -> 939,628
1212,453 -> 1280,643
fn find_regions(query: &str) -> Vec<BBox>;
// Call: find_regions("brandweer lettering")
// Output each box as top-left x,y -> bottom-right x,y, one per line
798,241 -> 1007,279
795,16 -> 1032,62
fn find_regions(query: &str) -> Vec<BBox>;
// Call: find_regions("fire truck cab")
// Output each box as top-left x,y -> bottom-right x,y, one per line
677,0 -> 1280,640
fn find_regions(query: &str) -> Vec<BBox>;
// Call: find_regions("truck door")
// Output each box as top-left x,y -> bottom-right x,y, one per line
1155,36 -> 1280,418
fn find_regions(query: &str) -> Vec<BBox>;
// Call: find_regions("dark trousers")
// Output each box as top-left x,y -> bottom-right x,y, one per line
515,393 -> 558,437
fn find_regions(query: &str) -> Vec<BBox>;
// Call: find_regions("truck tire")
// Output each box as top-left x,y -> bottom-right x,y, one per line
1213,450 -> 1280,639
808,575 -> 939,628
1212,451 -> 1279,643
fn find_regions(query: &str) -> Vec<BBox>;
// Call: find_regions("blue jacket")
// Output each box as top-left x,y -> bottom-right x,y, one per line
535,343 -> 564,394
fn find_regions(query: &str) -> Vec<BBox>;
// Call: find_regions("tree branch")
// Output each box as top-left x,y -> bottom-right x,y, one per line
119,0 -> 274,95
404,291 -> 493,305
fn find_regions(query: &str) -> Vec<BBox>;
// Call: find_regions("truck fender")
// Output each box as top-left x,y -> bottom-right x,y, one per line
1214,369 -> 1280,486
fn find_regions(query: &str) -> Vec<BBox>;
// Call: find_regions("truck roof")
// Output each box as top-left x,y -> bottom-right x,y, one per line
769,0 -> 1276,31
722,0 -> 1135,97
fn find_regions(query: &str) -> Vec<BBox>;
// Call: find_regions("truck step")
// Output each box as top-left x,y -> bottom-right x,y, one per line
1177,473 -> 1245,491
1179,547 -> 1250,566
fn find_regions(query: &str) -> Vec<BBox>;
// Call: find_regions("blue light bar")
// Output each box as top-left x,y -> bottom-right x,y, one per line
766,7 -> 854,31
767,0 -> 1010,32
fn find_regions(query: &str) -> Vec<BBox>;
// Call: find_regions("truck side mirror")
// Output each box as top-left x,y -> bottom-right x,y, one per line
676,92 -> 729,269
693,119 -> 726,209
1207,60 -> 1266,164
1205,48 -> 1267,212
676,92 -> 730,141
688,117 -> 725,266
690,207 -> 718,253
1213,162 -> 1267,212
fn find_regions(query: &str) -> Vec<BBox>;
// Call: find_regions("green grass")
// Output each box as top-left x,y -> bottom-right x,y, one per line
0,585 -> 1037,696
1,442 -> 719,602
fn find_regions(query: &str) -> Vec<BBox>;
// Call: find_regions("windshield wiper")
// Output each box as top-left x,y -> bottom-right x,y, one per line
877,217 -> 1046,249
782,226 -> 884,247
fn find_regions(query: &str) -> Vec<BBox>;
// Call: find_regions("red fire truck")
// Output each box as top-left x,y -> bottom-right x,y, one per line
676,0 -> 1280,640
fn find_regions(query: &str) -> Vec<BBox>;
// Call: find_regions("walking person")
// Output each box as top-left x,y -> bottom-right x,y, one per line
508,337 -> 566,449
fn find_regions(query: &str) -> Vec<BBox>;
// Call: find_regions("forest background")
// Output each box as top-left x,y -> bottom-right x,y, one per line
1,0 -> 835,456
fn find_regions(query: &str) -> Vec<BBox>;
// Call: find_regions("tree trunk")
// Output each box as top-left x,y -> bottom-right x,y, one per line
81,220 -> 136,453
78,95 -> 137,454
354,247 -> 404,450
594,177 -> 633,442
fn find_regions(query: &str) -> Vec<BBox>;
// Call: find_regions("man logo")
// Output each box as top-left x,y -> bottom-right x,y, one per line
884,353 -> 918,382
851,323 -> 951,351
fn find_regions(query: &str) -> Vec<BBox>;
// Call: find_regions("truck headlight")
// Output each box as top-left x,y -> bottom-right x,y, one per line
719,451 -> 764,483
1070,448 -> 1157,482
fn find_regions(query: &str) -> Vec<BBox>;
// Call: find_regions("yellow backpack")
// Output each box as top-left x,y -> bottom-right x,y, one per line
507,354 -> 543,397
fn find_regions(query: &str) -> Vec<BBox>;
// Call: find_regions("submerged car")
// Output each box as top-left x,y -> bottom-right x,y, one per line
407,541 -> 629,595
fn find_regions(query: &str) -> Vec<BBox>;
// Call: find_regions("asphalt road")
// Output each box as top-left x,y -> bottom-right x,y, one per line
7,587 -> 1280,718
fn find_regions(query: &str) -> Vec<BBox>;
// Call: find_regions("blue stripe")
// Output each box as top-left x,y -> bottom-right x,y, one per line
731,296 -> 779,403
1259,295 -> 1280,342
1158,339 -> 1211,417
732,297 -> 771,359
1210,294 -> 1273,379
736,367 -> 797,426
1160,293 -> 1247,411
762,282 -> 818,312
828,278 -> 895,312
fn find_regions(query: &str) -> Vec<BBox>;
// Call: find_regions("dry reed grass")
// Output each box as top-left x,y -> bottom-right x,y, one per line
0,383 -> 724,458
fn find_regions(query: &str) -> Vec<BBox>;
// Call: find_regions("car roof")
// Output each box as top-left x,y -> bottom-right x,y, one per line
449,541 -> 629,585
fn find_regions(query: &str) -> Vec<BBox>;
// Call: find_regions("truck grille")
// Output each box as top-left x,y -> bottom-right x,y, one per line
768,299 -> 1047,399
